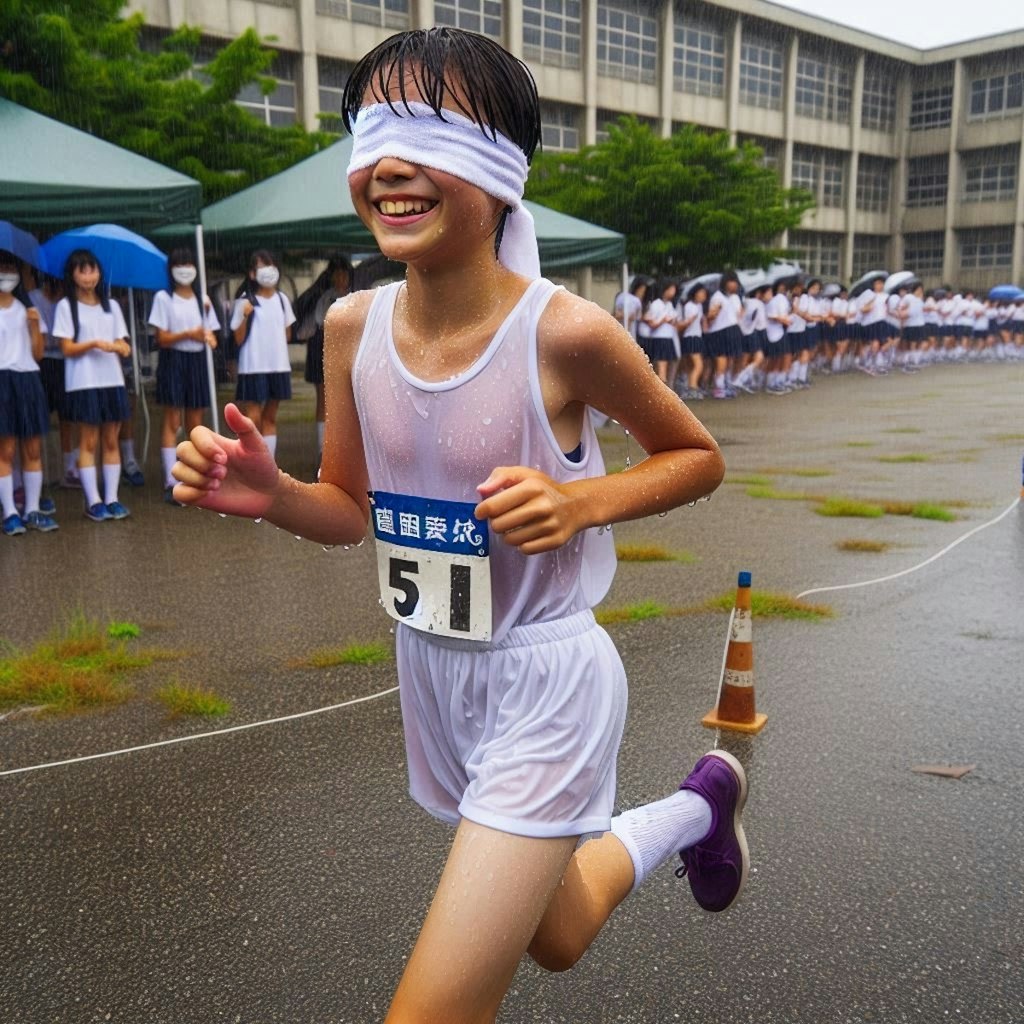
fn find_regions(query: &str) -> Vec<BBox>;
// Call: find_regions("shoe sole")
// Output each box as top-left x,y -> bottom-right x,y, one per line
703,749 -> 750,912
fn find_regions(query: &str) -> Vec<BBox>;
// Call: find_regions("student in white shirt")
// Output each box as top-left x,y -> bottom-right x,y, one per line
613,276 -> 647,344
677,282 -> 707,400
830,287 -> 850,373
230,250 -> 297,461
705,271 -> 744,399
0,253 -> 55,535
899,283 -> 926,373
641,279 -> 680,386
764,280 -> 793,394
52,250 -> 132,522
857,277 -> 889,375
149,248 -> 221,503
732,283 -> 770,393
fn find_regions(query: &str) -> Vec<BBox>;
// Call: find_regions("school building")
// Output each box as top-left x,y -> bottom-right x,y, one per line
132,0 -> 1024,290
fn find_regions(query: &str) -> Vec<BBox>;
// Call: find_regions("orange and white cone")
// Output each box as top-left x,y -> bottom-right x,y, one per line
702,571 -> 767,735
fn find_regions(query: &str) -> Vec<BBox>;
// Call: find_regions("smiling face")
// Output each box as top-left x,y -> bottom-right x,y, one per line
72,262 -> 100,293
348,74 -> 507,270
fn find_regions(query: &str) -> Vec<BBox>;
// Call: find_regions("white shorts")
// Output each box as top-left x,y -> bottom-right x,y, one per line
396,609 -> 628,838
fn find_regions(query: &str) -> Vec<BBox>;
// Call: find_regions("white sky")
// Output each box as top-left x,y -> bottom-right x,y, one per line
765,0 -> 1024,49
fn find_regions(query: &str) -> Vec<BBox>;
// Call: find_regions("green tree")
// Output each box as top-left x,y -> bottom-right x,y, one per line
526,116 -> 813,276
0,0 -> 338,203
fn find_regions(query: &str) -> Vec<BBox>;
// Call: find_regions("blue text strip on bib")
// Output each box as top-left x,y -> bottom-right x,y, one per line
370,491 -> 489,557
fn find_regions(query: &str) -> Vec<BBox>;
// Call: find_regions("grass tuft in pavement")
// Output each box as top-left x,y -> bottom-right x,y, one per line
756,466 -> 833,478
726,473 -> 772,486
878,500 -> 957,521
815,497 -> 885,518
877,453 -> 929,463
595,601 -> 668,625
702,591 -> 833,620
155,682 -> 231,717
745,485 -> 812,501
295,642 -> 393,668
616,543 -> 696,563
845,441 -> 876,448
0,613 -> 154,714
107,621 -> 141,639
836,539 -> 892,553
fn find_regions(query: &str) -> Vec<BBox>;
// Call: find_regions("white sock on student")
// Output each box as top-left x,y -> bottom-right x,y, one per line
161,447 -> 177,488
264,434 -> 278,458
103,463 -> 121,504
832,354 -> 842,372
316,421 -> 325,454
799,362 -> 809,382
0,474 -> 16,517
23,470 -> 43,515
119,439 -> 136,467
714,374 -> 726,390
610,790 -> 712,893
79,466 -> 101,507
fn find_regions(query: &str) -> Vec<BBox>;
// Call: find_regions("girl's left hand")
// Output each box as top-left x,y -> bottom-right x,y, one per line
114,340 -> 131,357
26,308 -> 39,321
475,466 -> 584,555
204,331 -> 218,349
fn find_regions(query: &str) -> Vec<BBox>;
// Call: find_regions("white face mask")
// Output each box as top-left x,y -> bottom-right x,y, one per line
172,266 -> 197,286
255,267 -> 279,288
0,273 -> 19,293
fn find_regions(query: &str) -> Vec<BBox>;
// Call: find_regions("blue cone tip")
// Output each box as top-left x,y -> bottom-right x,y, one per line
738,571 -> 752,587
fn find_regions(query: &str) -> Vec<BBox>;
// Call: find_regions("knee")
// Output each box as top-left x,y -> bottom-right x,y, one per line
526,931 -> 585,974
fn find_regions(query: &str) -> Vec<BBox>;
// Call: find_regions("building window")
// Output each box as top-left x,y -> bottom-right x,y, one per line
523,0 -> 582,69
237,51 -> 298,126
317,57 -> 354,129
909,83 -> 953,130
795,54 -> 852,123
739,35 -> 783,110
596,0 -> 658,85
852,235 -> 889,280
792,146 -> 845,208
962,148 -> 1018,202
861,67 -> 896,132
348,0 -> 410,28
969,71 -> 1024,119
904,232 -> 945,275
673,19 -> 726,98
789,232 -> 842,279
959,228 -> 1013,270
315,0 -> 349,16
541,102 -> 580,152
856,158 -> 892,213
435,0 -> 502,39
596,109 -> 657,143
906,156 -> 948,207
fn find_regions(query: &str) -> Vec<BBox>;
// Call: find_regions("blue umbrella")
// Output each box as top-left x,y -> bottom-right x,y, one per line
988,284 -> 1024,302
0,220 -> 44,270
41,223 -> 167,290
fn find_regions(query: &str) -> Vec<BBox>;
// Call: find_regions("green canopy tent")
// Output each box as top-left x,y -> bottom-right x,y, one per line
180,136 -> 624,271
0,99 -> 221,432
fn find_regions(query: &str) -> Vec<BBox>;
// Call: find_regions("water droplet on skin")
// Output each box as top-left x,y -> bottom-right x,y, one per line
322,545 -> 335,551
658,511 -> 668,518
294,535 -> 302,540
447,437 -> 453,447
687,501 -> 696,508
254,517 -> 262,524
482,417 -> 492,425
218,512 -> 227,518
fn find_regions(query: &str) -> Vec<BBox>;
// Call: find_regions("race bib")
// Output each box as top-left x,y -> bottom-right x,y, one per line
371,491 -> 492,641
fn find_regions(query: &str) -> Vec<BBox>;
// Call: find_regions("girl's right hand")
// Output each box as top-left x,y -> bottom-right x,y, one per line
242,301 -> 254,318
172,403 -> 279,519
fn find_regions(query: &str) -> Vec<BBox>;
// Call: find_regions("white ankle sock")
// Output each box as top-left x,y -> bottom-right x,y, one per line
103,463 -> 121,504
119,439 -> 136,466
79,466 -> 101,507
0,474 -> 16,517
610,789 -> 712,893
23,470 -> 43,515
161,447 -> 177,488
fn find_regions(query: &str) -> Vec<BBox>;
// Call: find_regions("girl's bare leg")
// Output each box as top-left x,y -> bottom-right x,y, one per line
385,820 -> 578,1024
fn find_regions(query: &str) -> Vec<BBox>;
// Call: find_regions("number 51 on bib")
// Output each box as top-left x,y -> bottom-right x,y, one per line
371,491 -> 492,642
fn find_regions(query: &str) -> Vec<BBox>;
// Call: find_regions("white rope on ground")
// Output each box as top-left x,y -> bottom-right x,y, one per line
796,495 -> 1021,601
0,686 -> 399,778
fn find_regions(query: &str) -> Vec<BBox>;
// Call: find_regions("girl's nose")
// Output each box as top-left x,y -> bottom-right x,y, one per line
372,155 -> 419,182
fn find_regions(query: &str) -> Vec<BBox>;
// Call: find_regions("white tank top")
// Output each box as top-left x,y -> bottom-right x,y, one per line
352,279 -> 617,646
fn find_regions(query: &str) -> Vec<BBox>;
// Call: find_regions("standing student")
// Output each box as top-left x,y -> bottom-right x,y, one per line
52,250 -> 132,521
858,277 -> 888,375
705,271 -> 743,399
678,282 -> 706,400
149,248 -> 220,504
0,252 -> 57,535
830,286 -> 850,373
733,284 -> 768,394
613,275 -> 647,344
642,279 -> 680,384
784,280 -> 807,387
900,283 -> 926,373
764,280 -> 792,394
229,250 -> 296,461
173,27 -> 748,1024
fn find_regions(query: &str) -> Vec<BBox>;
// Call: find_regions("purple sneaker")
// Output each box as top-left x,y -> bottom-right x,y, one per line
675,750 -> 749,912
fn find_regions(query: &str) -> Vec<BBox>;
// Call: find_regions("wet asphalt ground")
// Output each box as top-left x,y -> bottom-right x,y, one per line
2,361 -> 1023,1023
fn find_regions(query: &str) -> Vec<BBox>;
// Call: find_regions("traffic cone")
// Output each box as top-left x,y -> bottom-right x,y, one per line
702,571 -> 767,735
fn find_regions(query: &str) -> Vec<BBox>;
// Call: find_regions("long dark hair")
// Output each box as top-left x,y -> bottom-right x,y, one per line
234,249 -> 278,304
167,247 -> 204,321
0,250 -> 35,310
294,255 -> 353,325
62,249 -> 109,341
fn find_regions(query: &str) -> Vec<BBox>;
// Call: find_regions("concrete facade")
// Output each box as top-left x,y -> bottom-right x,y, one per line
131,0 -> 1024,289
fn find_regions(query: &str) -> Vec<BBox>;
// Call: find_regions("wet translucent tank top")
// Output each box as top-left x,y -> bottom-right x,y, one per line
352,279 -> 616,645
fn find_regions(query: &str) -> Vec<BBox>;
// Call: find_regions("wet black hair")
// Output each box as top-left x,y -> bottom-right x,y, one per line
294,255 -> 354,325
720,270 -> 740,288
62,249 -> 109,341
756,283 -> 773,299
629,275 -> 647,297
342,27 -> 541,161
688,283 -> 709,305
806,278 -> 822,291
654,278 -> 677,302
235,249 -> 279,303
773,279 -> 789,294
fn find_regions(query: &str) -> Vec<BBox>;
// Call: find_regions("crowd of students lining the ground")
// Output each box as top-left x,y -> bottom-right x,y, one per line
614,272 -> 1024,401
4,244 -> 1022,538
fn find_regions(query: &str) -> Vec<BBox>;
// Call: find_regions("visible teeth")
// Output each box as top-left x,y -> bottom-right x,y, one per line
380,199 -> 431,215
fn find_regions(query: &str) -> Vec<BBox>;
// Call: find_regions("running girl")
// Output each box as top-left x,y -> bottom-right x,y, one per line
52,250 -> 132,521
229,250 -> 296,460
174,27 -> 749,1024
0,253 -> 55,535
149,248 -> 220,504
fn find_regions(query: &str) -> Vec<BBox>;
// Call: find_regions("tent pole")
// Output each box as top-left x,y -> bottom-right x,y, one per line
195,224 -> 219,433
128,287 -> 151,472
